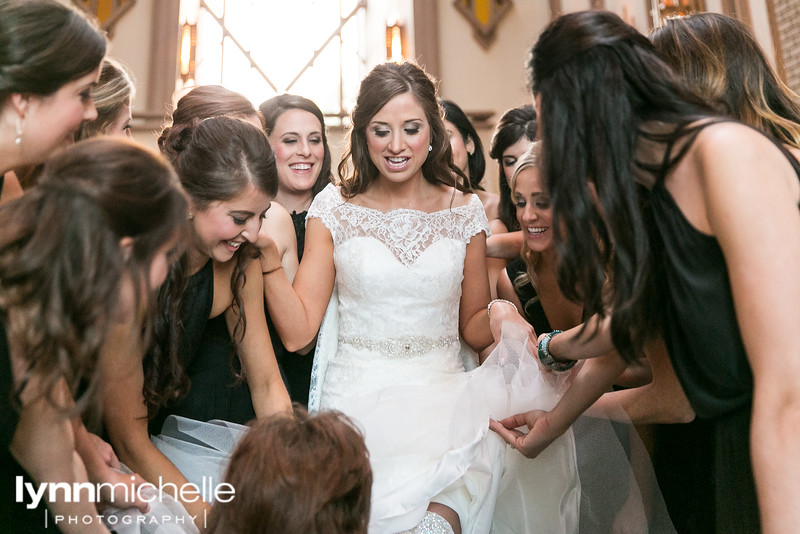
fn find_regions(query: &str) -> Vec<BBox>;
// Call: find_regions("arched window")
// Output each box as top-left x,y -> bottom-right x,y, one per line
178,0 -> 387,124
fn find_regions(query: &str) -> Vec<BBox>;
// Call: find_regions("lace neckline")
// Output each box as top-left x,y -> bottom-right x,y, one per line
334,189 -> 477,217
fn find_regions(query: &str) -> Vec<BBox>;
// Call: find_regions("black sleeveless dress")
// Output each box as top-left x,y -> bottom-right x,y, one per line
505,258 -> 551,336
1,319 -> 56,532
271,210 -> 314,406
648,120 -> 800,533
149,260 -> 256,434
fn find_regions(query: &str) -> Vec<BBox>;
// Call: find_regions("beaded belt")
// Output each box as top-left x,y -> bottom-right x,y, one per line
339,334 -> 459,359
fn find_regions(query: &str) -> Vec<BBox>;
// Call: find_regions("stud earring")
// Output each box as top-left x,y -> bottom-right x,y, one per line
14,117 -> 23,146
188,212 -> 194,220
428,144 -> 432,152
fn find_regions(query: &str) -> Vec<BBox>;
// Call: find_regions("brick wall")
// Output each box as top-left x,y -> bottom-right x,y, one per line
774,0 -> 800,93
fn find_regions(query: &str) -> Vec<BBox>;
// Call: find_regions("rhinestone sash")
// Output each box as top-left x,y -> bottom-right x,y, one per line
339,334 -> 459,359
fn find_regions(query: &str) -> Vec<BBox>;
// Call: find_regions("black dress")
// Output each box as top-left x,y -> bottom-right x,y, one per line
648,120 -> 800,534
272,210 -> 314,406
149,260 -> 256,434
1,318 -> 57,532
505,258 -> 551,336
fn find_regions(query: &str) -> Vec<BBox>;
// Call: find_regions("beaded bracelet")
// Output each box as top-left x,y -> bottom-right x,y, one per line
537,330 -> 577,372
487,298 -> 519,320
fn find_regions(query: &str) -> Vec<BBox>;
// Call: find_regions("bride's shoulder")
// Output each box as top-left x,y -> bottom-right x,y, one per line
438,185 -> 478,210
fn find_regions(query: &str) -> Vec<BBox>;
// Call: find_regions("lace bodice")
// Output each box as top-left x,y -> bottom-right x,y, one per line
308,183 -> 489,344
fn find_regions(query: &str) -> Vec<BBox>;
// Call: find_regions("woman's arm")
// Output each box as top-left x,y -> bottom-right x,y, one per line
485,228 -> 523,259
495,267 -> 525,323
593,337 -> 694,424
72,420 -> 149,513
259,202 -> 299,283
225,259 -> 291,418
491,349 -> 628,458
486,219 -> 513,299
545,313 -> 615,361
261,218 -> 336,352
100,323 -> 208,525
460,231 -> 534,360
697,124 -> 800,534
11,379 -> 110,534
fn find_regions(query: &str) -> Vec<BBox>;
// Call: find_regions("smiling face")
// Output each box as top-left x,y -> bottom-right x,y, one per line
366,92 -> 431,185
191,185 -> 271,263
501,136 -> 534,186
19,66 -> 100,163
513,166 -> 553,253
268,109 -> 325,197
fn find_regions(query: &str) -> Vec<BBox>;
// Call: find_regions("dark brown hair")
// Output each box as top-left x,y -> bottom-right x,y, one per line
0,0 -> 106,102
530,10 -> 712,362
489,105 -> 537,232
0,138 -> 187,414
206,405 -> 372,534
338,61 -> 469,197
149,114 -> 277,416
260,93 -> 332,197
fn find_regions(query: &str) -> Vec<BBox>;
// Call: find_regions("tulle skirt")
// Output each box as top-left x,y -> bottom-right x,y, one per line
316,323 -> 581,534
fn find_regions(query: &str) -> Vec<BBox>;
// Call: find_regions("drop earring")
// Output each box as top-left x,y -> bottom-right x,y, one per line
14,117 -> 23,146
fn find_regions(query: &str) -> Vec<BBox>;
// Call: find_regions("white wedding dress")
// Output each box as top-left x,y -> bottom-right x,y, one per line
307,184 -> 581,533
144,184 -> 675,534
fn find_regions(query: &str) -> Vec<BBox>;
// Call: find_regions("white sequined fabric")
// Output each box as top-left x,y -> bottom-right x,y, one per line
400,512 -> 455,534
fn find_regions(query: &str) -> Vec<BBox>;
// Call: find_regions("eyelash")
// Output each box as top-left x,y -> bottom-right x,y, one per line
80,90 -> 92,102
232,216 -> 247,225
373,127 -> 420,137
283,137 -> 322,144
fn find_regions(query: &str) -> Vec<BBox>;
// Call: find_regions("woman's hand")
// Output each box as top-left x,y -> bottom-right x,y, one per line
489,410 -> 560,459
487,300 -> 537,356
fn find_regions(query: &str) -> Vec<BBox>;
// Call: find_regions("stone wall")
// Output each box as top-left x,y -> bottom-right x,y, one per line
773,0 -> 800,93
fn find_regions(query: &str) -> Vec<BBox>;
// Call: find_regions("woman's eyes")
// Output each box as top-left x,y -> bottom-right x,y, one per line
232,216 -> 247,225
372,126 -> 421,137
80,89 -> 92,102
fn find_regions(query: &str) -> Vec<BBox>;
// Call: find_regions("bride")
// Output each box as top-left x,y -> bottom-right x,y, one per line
258,61 -> 581,534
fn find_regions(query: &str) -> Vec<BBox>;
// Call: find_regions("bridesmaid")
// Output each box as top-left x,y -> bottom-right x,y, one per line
259,94 -> 333,404
1,138 -> 187,532
0,0 -> 105,202
102,115 -> 291,525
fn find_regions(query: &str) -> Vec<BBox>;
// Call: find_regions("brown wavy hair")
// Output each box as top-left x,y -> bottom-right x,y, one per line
0,138 -> 187,415
151,113 -> 277,417
338,61 -> 469,197
206,405 -> 372,534
650,12 -> 800,149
